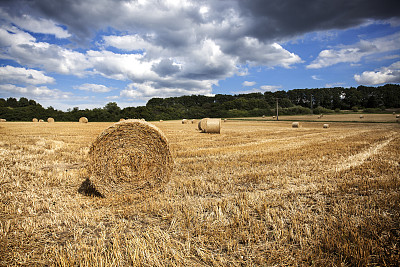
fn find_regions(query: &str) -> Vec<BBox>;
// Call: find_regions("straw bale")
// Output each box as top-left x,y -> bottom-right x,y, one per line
393,112 -> 396,115
32,118 -> 38,122
262,115 -> 265,118
182,119 -> 190,124
39,119 -> 44,122
159,120 -> 164,122
323,124 -> 329,128
292,122 -> 300,128
119,118 -> 125,122
198,121 -> 202,131
47,117 -> 55,123
79,117 -> 88,123
273,116 -> 276,119
0,119 -> 6,122
359,115 -> 364,119
87,119 -> 173,197
201,118 -> 221,134
396,115 -> 400,118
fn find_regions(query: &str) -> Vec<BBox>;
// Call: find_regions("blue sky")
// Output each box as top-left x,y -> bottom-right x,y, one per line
1,0 -> 399,111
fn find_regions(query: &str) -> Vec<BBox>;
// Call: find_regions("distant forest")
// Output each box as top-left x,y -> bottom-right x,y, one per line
1,84 -> 399,122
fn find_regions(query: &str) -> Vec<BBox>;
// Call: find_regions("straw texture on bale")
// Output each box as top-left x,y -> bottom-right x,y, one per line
32,118 -> 38,122
323,124 -> 329,128
0,119 -> 6,122
87,119 -> 173,197
292,122 -> 300,128
39,119 -> 44,122
79,117 -> 88,123
47,117 -> 55,123
200,118 -> 221,134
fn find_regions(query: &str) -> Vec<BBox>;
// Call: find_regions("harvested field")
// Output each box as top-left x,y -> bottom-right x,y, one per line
246,113 -> 399,123
0,120 -> 399,266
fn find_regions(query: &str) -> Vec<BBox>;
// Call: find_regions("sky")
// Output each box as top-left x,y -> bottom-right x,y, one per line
0,0 -> 400,111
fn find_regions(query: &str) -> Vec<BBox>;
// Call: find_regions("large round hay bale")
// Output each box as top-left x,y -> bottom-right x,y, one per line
359,115 -> 364,119
47,117 -> 55,123
201,118 -> 221,134
0,119 -> 6,122
32,118 -> 38,122
87,119 -> 173,197
79,117 -> 88,123
199,118 -> 209,131
292,122 -> 300,128
39,119 -> 44,122
323,124 -> 329,128
396,115 -> 400,118
119,118 -> 125,122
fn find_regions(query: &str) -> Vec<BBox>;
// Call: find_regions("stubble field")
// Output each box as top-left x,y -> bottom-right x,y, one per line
0,118 -> 399,266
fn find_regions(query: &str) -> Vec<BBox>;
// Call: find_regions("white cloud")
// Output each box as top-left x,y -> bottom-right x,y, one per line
242,81 -> 256,86
0,8 -> 71,38
354,61 -> 400,85
0,84 -> 71,99
307,32 -> 400,69
260,85 -> 282,92
311,75 -> 322,80
0,66 -> 55,85
73,83 -> 113,93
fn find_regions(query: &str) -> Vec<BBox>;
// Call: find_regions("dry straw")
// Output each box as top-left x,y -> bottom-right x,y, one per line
47,117 -> 55,123
0,119 -> 6,122
119,118 -> 125,122
199,118 -> 221,134
396,115 -> 400,118
39,119 -> 44,122
360,115 -> 364,119
32,118 -> 38,122
292,122 -> 300,128
79,117 -> 88,123
323,124 -> 329,128
87,119 -> 173,197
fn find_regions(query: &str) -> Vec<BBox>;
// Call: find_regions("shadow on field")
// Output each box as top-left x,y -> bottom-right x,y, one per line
78,178 -> 104,198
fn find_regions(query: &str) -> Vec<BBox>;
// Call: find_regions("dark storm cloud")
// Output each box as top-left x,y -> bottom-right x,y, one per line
236,0 -> 400,41
151,58 -> 180,77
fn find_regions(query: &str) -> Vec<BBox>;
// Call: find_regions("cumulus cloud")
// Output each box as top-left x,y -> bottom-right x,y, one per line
0,25 -> 90,76
0,66 -> 55,85
242,81 -> 256,86
354,61 -> 400,84
0,8 -> 71,38
0,84 -> 71,99
307,32 -> 400,69
73,83 -> 113,93
260,85 -> 282,92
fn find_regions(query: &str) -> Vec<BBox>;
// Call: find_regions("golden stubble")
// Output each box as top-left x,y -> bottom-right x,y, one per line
0,119 -> 399,266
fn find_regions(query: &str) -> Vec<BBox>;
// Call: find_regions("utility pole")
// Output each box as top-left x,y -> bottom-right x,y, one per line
276,98 -> 279,121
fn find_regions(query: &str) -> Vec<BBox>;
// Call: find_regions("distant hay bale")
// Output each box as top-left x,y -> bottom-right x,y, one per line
396,115 -> 400,118
119,118 -> 125,122
39,119 -> 44,122
47,117 -> 55,123
323,124 -> 329,128
32,118 -> 38,122
200,118 -> 221,134
224,119 -> 227,122
359,115 -> 364,119
292,122 -> 300,128
87,119 -> 173,198
159,120 -> 163,122
272,116 -> 276,119
262,115 -> 265,118
0,119 -> 6,122
79,117 -> 88,123
182,119 -> 190,124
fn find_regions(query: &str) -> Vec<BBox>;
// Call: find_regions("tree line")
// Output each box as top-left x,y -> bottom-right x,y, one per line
1,84 -> 399,122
